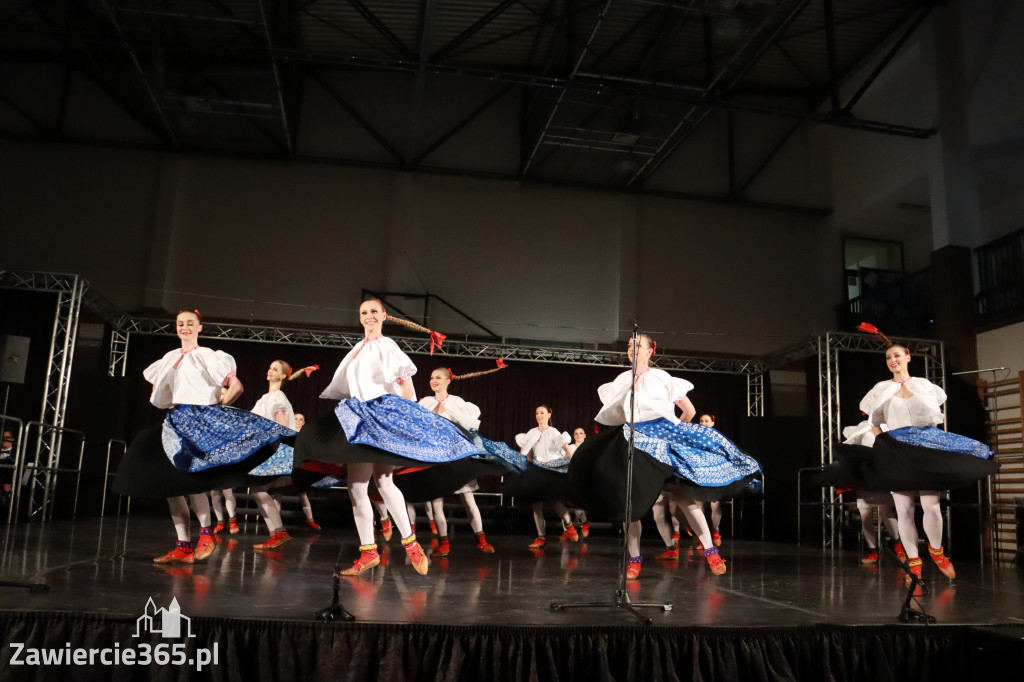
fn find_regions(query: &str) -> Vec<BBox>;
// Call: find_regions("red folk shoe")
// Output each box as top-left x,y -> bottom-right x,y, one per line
704,547 -> 727,575
380,517 -> 393,542
254,531 -> 292,550
929,545 -> 956,579
860,550 -> 879,565
194,530 -> 216,561
340,546 -> 380,576
403,537 -> 429,575
580,522 -> 590,538
528,536 -> 547,549
228,517 -> 240,535
433,537 -> 451,557
154,542 -> 194,564
905,557 -> 923,586
213,521 -> 226,533
893,541 -> 906,562
560,525 -> 579,543
711,531 -> 723,548
626,556 -> 642,580
476,532 -> 495,554
656,546 -> 679,560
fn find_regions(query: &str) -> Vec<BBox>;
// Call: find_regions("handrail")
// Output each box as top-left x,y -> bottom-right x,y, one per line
102,439 -> 129,518
22,422 -> 86,522
0,415 -> 25,524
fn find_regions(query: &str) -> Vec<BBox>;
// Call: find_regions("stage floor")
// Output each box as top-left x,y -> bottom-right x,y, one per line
1,516 -> 1022,628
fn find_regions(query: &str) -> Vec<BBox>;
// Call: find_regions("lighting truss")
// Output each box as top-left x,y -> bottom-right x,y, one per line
0,269 -> 85,521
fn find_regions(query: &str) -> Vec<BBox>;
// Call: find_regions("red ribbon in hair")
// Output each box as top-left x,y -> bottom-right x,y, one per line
651,340 -> 657,355
429,330 -> 447,355
496,358 -> 507,368
287,367 -> 293,378
305,364 -> 319,378
857,322 -> 879,334
178,309 -> 202,320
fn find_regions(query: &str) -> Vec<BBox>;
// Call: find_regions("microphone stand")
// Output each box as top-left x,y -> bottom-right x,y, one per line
550,324 -> 672,625
883,545 -> 935,623
314,544 -> 356,622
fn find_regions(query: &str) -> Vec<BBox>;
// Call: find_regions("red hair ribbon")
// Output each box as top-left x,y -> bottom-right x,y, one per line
287,367 -> 293,378
178,309 -> 202,320
429,330 -> 447,355
857,322 -> 879,334
305,364 -> 319,378
593,424 -> 599,433
448,367 -> 455,379
496,358 -> 507,368
651,340 -> 657,355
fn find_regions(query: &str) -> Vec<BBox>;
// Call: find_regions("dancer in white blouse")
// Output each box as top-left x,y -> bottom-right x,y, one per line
835,323 -> 996,584
516,405 -> 576,549
571,334 -> 761,579
294,299 -> 484,577
245,360 -> 318,549
418,367 -> 504,555
114,310 -> 292,564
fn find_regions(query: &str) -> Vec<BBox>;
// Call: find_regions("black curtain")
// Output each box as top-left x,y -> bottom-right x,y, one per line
0,611 -> 1021,681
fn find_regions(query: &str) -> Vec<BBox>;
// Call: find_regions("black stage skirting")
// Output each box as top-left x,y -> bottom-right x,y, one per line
1,611 -> 1021,681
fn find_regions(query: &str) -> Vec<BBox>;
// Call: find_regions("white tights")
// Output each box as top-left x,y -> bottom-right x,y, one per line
430,492 -> 485,537
349,463 -> 413,546
532,501 -> 571,536
891,491 -> 943,560
167,494 -> 212,542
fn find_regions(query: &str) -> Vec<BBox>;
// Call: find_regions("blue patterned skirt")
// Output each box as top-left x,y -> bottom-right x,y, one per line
629,419 -> 763,488
115,410 -> 292,499
566,421 -> 762,523
293,394 -> 485,473
821,428 -> 998,493
247,443 -> 296,478
161,404 -> 295,473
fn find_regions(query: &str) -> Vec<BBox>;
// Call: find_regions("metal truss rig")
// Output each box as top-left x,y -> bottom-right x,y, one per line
0,270 -> 85,521
118,315 -> 767,376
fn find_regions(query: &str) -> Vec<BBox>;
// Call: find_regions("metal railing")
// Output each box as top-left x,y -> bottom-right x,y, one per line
22,422 -> 85,522
102,439 -> 130,518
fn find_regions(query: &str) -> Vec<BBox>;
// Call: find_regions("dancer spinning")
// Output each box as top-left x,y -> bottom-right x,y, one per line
516,405 -> 577,549
418,364 -> 507,556
114,310 -> 292,564
294,298 -> 484,576
245,360 -> 318,549
833,323 -> 997,584
281,413 -> 321,531
840,419 -> 905,565
570,334 -> 762,579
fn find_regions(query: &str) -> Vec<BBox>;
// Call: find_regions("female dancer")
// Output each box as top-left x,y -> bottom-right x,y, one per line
419,365 -> 507,556
841,419 -> 905,565
516,405 -> 577,548
114,310 -> 292,563
244,360 -> 318,549
570,334 -> 762,579
567,428 -> 591,538
285,413 -> 321,531
699,414 -> 724,548
836,323 -> 997,583
210,489 -> 239,534
294,298 -> 484,576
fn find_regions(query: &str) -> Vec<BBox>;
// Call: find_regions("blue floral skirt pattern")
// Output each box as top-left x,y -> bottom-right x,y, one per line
161,404 -> 294,473
474,433 -> 531,474
311,475 -> 341,489
247,443 -> 296,477
335,394 -> 484,463
887,426 -> 992,459
627,419 -> 762,487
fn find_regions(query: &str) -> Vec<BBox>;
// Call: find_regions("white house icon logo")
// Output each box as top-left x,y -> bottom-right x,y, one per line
133,597 -> 195,638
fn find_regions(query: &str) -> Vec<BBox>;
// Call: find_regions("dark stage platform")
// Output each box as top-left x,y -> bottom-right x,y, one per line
1,517 -> 1023,680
